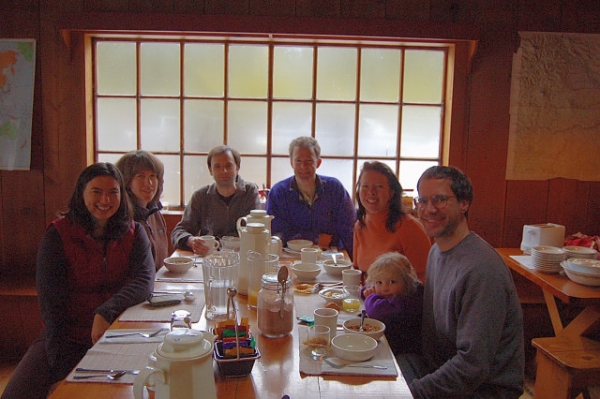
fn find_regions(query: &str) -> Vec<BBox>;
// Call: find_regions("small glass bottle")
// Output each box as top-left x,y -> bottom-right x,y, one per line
257,273 -> 293,338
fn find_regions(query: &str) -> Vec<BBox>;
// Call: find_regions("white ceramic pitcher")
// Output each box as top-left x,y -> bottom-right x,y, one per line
237,209 -> 274,235
133,329 -> 217,399
237,222 -> 269,295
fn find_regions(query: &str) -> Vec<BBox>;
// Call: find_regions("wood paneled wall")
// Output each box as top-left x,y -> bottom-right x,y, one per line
1,0 -> 600,282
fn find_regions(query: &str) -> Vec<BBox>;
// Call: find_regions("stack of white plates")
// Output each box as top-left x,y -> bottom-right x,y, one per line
531,246 -> 567,273
563,246 -> 598,260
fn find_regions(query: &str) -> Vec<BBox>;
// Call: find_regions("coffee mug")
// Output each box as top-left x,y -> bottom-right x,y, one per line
342,269 -> 362,287
314,307 -> 339,338
301,247 -> 319,263
200,235 -> 220,255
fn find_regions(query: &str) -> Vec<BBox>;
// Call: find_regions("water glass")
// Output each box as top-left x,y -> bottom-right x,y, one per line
307,325 -> 330,359
247,251 -> 279,309
203,251 -> 240,320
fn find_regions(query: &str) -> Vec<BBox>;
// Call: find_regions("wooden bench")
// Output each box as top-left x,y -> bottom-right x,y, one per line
0,276 -> 43,361
532,335 -> 600,399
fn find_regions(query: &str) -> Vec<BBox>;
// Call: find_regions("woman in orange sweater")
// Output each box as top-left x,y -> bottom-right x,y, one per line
353,162 -> 431,281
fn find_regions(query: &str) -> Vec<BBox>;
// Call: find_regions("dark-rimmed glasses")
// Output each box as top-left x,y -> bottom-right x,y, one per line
413,195 -> 455,210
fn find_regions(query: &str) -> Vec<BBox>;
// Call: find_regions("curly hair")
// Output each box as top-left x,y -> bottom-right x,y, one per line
365,252 -> 420,295
62,163 -> 132,240
116,150 -> 164,207
356,161 -> 405,232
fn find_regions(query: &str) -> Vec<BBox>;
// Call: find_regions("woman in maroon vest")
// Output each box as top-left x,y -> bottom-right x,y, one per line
2,163 -> 155,399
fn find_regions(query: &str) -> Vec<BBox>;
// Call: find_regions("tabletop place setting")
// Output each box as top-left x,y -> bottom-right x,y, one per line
52,213 -> 409,399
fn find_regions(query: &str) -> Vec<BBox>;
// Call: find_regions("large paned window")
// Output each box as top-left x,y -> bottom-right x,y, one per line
93,34 -> 449,208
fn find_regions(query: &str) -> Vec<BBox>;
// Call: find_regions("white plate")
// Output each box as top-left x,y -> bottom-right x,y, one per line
564,246 -> 598,256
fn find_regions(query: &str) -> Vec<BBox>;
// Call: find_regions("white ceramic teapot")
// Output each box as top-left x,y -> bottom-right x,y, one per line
133,329 -> 217,399
237,222 -> 269,295
237,209 -> 274,235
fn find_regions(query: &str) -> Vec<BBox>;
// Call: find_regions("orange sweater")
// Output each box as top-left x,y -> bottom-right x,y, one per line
353,212 -> 431,281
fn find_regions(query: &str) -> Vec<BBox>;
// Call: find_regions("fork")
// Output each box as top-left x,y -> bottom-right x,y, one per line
105,328 -> 166,339
73,370 -> 127,380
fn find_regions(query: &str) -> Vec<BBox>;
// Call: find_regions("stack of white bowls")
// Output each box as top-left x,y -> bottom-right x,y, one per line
561,257 -> 600,286
531,246 -> 567,273
563,246 -> 598,260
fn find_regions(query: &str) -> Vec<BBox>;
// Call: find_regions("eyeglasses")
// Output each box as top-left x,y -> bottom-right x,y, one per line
413,195 -> 455,210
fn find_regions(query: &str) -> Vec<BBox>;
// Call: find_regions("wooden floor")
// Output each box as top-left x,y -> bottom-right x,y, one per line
0,359 -> 534,398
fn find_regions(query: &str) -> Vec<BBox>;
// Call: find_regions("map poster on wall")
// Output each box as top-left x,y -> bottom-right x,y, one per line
507,32 -> 600,181
0,39 -> 36,171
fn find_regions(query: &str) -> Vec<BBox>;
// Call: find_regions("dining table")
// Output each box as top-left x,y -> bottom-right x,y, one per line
497,248 -> 600,338
48,248 -> 413,399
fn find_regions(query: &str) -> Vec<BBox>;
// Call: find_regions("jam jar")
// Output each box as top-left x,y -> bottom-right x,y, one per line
257,272 -> 293,338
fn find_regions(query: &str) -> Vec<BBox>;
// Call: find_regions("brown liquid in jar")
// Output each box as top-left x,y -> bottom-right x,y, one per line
257,305 -> 293,338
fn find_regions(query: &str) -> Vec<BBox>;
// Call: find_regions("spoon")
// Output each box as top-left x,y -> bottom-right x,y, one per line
277,266 -> 289,319
73,370 -> 127,380
331,253 -> 338,265
226,287 -> 237,317
359,310 -> 366,332
324,358 -> 387,370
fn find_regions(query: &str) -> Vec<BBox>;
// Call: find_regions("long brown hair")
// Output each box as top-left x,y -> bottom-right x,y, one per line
62,163 -> 132,240
355,161 -> 405,232
116,150 -> 165,207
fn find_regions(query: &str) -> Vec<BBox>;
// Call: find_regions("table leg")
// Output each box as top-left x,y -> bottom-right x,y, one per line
560,306 -> 600,338
543,289 -> 564,335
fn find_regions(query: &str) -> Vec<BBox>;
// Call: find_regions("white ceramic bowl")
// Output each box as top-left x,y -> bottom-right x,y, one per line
290,262 -> 321,281
563,246 -> 598,259
318,287 -> 349,306
566,258 -> 600,276
342,317 -> 386,341
163,257 -> 193,274
322,259 -> 353,276
331,333 -> 378,362
562,262 -> 600,286
287,239 -> 314,252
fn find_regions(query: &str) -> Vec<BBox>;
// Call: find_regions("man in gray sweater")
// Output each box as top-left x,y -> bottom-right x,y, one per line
171,145 -> 260,256
398,166 -> 524,399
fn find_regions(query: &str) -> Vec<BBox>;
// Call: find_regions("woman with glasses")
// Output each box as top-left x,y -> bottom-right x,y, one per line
354,162 -> 431,281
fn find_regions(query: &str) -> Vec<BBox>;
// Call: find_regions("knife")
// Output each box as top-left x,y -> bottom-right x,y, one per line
75,367 -> 140,375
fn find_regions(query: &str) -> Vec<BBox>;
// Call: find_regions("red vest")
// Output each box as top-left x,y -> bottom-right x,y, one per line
52,218 -> 136,344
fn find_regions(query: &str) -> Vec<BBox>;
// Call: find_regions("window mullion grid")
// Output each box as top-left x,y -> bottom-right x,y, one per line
353,46 -> 362,202
310,45 -> 318,139
396,48 -> 406,178
179,40 -> 185,207
223,43 -> 230,145
266,43 -> 274,189
135,40 -> 142,152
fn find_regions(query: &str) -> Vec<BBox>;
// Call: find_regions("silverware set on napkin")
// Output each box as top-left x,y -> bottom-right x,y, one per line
73,368 -> 140,380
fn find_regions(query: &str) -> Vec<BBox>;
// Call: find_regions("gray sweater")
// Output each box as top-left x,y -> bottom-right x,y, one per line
410,232 -> 525,399
171,176 -> 260,249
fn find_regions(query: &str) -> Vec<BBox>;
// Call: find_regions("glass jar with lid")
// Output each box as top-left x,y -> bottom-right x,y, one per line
257,272 -> 293,338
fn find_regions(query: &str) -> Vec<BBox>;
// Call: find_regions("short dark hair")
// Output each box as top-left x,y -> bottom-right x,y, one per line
207,145 -> 241,169
417,165 -> 474,218
116,150 -> 164,206
288,136 -> 321,159
356,161 -> 405,232
63,163 -> 132,240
